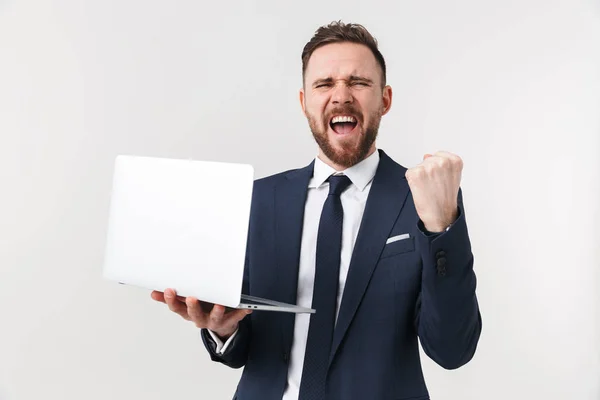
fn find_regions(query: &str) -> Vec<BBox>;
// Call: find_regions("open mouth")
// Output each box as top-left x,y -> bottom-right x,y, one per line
329,115 -> 358,135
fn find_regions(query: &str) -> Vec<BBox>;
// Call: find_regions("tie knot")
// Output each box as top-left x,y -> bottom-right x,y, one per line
327,175 -> 352,196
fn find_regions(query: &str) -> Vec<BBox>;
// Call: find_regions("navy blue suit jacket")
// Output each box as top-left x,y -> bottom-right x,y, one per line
202,150 -> 482,400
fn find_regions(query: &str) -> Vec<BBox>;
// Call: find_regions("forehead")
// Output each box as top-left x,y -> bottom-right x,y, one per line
305,42 -> 381,83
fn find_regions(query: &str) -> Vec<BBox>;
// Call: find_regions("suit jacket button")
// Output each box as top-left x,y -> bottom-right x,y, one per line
283,353 -> 289,362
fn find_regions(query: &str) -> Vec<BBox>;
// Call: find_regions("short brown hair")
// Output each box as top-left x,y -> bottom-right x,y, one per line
301,21 -> 387,88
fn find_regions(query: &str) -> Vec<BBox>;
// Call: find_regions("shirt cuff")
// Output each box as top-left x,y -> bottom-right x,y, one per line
417,206 -> 462,237
207,328 -> 239,355
417,219 -> 444,237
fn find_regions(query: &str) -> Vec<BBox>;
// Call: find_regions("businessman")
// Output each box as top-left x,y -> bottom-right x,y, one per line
152,21 -> 482,400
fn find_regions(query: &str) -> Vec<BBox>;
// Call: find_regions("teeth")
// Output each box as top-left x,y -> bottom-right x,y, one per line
331,115 -> 357,124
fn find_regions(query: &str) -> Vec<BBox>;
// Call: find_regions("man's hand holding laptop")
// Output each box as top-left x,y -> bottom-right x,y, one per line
151,288 -> 252,341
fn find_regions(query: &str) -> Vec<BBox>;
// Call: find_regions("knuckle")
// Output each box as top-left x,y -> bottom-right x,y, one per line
185,305 -> 195,318
190,312 -> 204,326
189,309 -> 204,323
206,319 -> 219,331
210,313 -> 222,325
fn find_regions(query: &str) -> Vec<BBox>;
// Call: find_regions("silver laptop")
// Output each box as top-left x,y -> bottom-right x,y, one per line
102,154 -> 314,314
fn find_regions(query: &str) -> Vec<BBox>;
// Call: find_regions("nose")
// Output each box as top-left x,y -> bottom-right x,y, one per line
331,82 -> 353,105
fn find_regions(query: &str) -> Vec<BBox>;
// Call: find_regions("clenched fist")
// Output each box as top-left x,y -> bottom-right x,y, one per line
405,151 -> 463,233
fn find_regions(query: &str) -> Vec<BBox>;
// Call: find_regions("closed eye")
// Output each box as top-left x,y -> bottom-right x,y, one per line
313,77 -> 372,89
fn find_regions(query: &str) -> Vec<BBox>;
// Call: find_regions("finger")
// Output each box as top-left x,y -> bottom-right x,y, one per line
227,308 -> 253,322
433,150 -> 454,158
433,151 -> 461,164
151,291 -> 165,303
163,288 -> 187,302
423,153 -> 432,161
209,304 -> 227,325
430,151 -> 463,170
186,297 -> 209,326
165,290 -> 189,318
208,305 -> 251,331
219,306 -> 253,325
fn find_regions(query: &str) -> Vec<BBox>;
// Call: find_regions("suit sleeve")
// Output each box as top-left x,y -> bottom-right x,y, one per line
200,253 -> 253,369
413,187 -> 482,369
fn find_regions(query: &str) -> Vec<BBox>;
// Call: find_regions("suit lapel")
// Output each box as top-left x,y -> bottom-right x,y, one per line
329,150 -> 410,365
274,161 -> 314,354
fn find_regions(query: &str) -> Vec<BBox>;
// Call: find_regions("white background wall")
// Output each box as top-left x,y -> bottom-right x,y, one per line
1,0 -> 599,399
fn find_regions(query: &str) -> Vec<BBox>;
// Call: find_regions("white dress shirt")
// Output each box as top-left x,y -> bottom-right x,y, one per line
209,149 -> 380,400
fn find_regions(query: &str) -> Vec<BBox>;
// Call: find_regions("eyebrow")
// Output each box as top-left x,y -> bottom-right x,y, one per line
312,75 -> 374,87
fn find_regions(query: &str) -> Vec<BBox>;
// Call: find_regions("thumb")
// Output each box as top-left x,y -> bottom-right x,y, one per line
423,153 -> 433,161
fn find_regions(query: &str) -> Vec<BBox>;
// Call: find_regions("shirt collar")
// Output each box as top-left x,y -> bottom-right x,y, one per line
309,149 -> 380,192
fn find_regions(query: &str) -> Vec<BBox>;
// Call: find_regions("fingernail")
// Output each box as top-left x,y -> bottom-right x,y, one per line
165,291 -> 173,298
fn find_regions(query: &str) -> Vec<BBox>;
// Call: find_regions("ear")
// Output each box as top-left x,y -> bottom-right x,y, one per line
381,85 -> 392,116
299,88 -> 307,117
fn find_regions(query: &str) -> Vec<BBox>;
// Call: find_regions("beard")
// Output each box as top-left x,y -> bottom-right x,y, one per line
306,105 -> 381,168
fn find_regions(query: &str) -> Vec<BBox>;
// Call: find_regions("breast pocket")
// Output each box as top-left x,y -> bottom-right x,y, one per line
379,235 -> 415,259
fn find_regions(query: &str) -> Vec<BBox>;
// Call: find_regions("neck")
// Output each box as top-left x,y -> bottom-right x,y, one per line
317,146 -> 377,171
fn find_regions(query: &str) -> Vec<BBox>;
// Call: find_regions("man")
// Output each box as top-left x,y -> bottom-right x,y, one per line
151,21 -> 482,400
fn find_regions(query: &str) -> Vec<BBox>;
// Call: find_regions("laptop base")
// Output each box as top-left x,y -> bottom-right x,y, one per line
238,294 -> 315,314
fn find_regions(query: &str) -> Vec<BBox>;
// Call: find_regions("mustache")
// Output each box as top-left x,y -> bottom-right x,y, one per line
326,106 -> 363,123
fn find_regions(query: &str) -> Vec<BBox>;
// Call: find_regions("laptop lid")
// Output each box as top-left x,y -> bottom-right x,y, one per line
102,154 -> 253,308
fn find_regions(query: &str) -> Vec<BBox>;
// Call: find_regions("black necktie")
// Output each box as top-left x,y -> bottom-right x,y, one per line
298,174 -> 352,400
